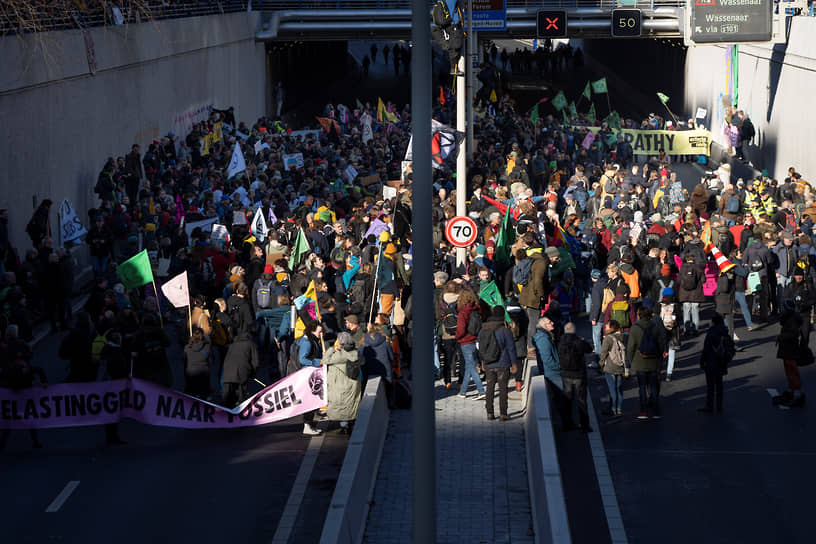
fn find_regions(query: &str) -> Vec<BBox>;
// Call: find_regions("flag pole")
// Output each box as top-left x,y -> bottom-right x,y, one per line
253,378 -> 267,388
662,103 -> 679,126
187,304 -> 192,337
151,280 -> 164,328
368,242 -> 383,325
606,93 -> 612,117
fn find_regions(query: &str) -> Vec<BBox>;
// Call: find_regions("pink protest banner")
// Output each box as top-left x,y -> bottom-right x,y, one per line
581,131 -> 595,150
0,368 -> 324,430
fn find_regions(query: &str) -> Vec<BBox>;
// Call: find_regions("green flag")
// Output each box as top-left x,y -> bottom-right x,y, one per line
494,209 -> 515,267
605,132 -> 618,146
530,103 -> 539,125
607,110 -> 621,129
479,280 -> 512,323
582,82 -> 591,100
657,92 -> 670,105
591,78 -> 608,94
569,101 -> 578,117
288,228 -> 311,269
356,98 -> 365,111
588,103 -> 596,123
117,249 -> 154,290
552,91 -> 567,111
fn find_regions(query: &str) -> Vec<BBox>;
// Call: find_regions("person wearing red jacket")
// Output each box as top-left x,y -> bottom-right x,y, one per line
455,289 -> 485,400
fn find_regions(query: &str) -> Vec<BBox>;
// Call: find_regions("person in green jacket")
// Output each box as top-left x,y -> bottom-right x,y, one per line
626,307 -> 666,420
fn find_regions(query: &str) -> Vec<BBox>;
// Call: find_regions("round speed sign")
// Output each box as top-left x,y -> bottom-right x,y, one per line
445,216 -> 478,248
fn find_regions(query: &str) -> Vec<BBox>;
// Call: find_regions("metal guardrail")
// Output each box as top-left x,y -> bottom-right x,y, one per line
0,0 -> 685,36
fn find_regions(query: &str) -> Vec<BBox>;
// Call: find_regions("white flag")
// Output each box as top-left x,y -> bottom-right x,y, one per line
58,199 -> 87,245
160,271 -> 190,308
250,207 -> 268,242
227,141 -> 246,179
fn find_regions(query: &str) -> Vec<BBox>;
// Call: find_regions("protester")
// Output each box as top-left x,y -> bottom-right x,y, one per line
221,329 -> 259,409
479,306 -> 515,421
599,320 -> 626,416
455,289 -> 485,400
184,327 -> 211,398
773,301 -> 807,407
323,331 -> 362,433
698,314 -> 735,412
627,307 -> 666,420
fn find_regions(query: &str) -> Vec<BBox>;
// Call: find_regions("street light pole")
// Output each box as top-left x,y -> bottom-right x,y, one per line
456,55 -> 467,267
410,1 -> 435,543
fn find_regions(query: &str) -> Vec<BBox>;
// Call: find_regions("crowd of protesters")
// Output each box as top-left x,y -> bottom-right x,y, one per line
2,72 -> 813,449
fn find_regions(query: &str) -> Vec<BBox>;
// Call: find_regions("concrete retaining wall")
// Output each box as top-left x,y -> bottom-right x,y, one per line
320,377 -> 389,544
525,368 -> 572,544
0,12 -> 269,254
684,17 -> 816,181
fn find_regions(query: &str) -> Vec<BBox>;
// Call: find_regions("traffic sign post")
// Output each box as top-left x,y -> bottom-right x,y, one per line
536,10 -> 567,39
611,9 -> 641,38
689,0 -> 773,43
445,216 -> 479,248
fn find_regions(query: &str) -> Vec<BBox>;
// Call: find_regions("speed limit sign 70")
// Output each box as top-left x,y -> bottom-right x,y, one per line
445,216 -> 478,248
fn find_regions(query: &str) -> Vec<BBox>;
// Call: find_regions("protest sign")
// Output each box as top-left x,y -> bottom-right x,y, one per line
250,207 -> 268,242
695,107 -> 708,119
344,165 -> 358,182
160,271 -> 190,309
576,127 -> 712,156
359,174 -> 381,187
581,131 -> 595,150
383,186 -> 397,200
58,199 -> 87,245
0,368 -> 325,430
282,153 -> 304,170
212,223 -> 229,244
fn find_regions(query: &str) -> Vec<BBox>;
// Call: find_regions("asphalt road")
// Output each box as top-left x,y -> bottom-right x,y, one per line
0,321 -> 348,544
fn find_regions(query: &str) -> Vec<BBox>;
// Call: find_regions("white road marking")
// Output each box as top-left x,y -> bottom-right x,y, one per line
270,435 -> 324,544
45,481 -> 79,513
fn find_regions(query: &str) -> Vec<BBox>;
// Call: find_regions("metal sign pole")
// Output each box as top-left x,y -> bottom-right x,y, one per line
410,2 -> 436,543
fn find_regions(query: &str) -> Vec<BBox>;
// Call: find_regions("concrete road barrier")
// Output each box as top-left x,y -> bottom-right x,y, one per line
525,368 -> 572,544
320,377 -> 389,544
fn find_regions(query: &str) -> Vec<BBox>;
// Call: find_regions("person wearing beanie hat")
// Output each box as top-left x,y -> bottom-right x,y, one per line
323,330 -> 363,432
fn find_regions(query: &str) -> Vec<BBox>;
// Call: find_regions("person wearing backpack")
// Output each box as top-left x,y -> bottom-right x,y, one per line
742,234 -> 771,322
435,281 -> 461,389
677,254 -> 704,336
455,289 -> 486,399
588,268 -> 608,356
479,306 -> 516,421
627,307 -> 666,420
719,184 -> 741,225
773,231 -> 798,314
773,301 -> 807,407
557,322 -> 594,432
252,264 -> 279,314
698,313 -> 737,413
222,330 -> 259,409
599,320 -> 627,416
603,284 -> 636,333
518,247 -> 550,358
324,332 -> 362,434
227,281 -> 256,337
659,288 -> 681,380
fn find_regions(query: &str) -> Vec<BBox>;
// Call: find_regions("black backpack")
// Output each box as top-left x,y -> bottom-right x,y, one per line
287,339 -> 302,375
741,118 -> 755,141
346,355 -> 362,379
635,322 -> 659,358
466,309 -> 482,337
680,267 -> 697,290
432,0 -> 453,27
478,328 -> 501,364
440,299 -> 458,335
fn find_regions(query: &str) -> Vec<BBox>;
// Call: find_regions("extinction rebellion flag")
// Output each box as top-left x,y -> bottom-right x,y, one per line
404,119 -> 464,171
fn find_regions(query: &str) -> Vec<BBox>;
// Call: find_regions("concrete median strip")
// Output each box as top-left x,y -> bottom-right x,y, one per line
524,365 -> 572,544
320,377 -> 388,544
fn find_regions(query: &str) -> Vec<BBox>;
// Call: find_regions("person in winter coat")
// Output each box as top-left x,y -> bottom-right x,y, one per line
773,301 -> 806,407
479,306 -> 516,420
690,184 -> 709,218
714,270 -> 737,339
658,288 -> 681,380
603,284 -> 636,333
677,254 -> 705,335
519,248 -> 550,356
557,322 -> 593,432
184,327 -> 211,399
99,331 -> 127,445
296,321 -> 325,435
455,289 -> 485,399
774,232 -> 800,313
361,324 -> 395,408
87,215 -> 114,278
59,312 -> 95,383
651,263 -> 675,301
627,307 -> 666,419
742,236 -> 771,322
190,295 -> 212,339
533,316 -> 561,385
599,320 -> 626,416
324,332 -> 362,433
227,281 -> 256,337
698,314 -> 736,412
783,266 -> 815,345
133,313 -> 172,387
435,281 -> 461,388
221,331 -> 259,408
588,269 -> 608,356
0,326 -> 47,451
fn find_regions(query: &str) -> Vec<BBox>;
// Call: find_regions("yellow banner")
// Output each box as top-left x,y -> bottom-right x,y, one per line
583,127 -> 711,156
201,133 -> 215,156
212,122 -> 223,143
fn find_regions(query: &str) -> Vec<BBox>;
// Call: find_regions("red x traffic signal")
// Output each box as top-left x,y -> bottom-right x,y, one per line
537,10 -> 568,39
